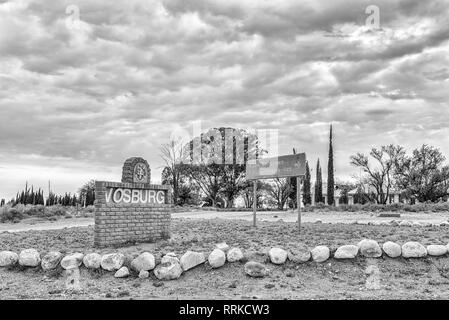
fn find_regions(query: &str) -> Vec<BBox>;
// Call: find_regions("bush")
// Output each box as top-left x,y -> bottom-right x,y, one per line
45,205 -> 68,217
0,204 -> 76,223
299,202 -> 449,213
0,207 -> 24,223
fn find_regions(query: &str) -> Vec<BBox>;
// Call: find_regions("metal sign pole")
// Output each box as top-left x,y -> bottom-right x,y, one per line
297,176 -> 302,234
253,179 -> 257,227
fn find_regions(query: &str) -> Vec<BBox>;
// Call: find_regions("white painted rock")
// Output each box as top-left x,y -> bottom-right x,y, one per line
208,249 -> 226,268
101,253 -> 125,271
269,248 -> 288,265
440,221 -> 449,227
114,266 -> 129,278
154,261 -> 183,280
402,242 -> 427,258
315,219 -> 323,224
61,253 -> 84,270
19,249 -> 41,267
161,252 -> 180,265
227,248 -> 244,263
83,253 -> 102,269
244,261 -> 269,278
216,242 -> 230,253
180,251 -> 206,271
399,221 -> 413,227
426,245 -> 447,256
358,239 -> 382,258
41,251 -> 63,271
288,247 -> 311,263
311,246 -> 330,263
139,270 -> 150,279
0,251 -> 19,267
131,252 -> 155,272
382,241 -> 402,258
334,245 -> 359,259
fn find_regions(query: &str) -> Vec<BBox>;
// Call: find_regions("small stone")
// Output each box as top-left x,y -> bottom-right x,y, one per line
402,242 -> 427,258
227,248 -> 244,263
154,261 -> 183,280
244,261 -> 269,278
139,270 -> 150,279
311,246 -> 330,263
268,248 -> 288,265
161,252 -> 179,264
18,249 -> 41,267
440,221 -> 449,227
358,239 -> 382,258
288,247 -> 311,263
41,251 -> 63,271
114,267 -> 130,278
426,245 -> 447,256
334,245 -> 358,259
315,219 -> 323,224
208,249 -> 226,268
83,253 -> 102,269
180,251 -> 206,271
131,252 -> 155,272
65,267 -> 81,291
101,253 -> 125,271
382,241 -> 402,258
216,242 -> 230,253
61,253 -> 84,270
0,251 -> 19,267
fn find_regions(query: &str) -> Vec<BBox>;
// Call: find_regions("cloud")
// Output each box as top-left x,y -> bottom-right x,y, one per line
0,0 -> 449,198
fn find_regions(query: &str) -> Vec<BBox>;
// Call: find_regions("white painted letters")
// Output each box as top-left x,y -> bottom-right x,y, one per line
106,188 -> 166,204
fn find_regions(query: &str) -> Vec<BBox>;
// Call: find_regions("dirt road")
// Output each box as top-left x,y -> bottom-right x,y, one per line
1,210 -> 449,233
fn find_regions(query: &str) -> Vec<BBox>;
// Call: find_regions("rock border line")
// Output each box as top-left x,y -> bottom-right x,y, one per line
1,239 -> 448,279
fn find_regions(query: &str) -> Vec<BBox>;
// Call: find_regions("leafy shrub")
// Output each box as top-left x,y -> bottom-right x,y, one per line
0,207 -> 24,223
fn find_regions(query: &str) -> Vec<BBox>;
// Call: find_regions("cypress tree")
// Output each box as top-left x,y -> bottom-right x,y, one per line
289,148 -> 298,208
303,161 -> 311,205
327,124 -> 335,205
315,159 -> 323,204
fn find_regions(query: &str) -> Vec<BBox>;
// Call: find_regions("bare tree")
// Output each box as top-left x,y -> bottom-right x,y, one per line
350,144 -> 405,204
160,139 -> 185,205
240,180 -> 270,209
267,178 -> 293,210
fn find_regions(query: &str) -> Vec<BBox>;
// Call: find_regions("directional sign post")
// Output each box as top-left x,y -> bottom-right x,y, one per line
246,153 -> 306,233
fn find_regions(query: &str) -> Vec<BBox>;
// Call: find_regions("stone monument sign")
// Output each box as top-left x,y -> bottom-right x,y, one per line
94,157 -> 173,247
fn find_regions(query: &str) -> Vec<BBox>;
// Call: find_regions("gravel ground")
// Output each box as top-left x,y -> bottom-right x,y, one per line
1,218 -> 449,300
1,209 -> 449,233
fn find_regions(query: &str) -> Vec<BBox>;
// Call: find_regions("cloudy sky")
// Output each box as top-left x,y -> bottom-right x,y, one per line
1,0 -> 449,199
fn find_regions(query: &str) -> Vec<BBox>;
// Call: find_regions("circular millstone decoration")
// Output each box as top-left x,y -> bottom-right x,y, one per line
122,157 -> 151,184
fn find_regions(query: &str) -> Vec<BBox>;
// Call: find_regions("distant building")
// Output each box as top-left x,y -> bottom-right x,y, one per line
311,183 -> 344,206
311,182 -> 403,206
347,184 -> 401,205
